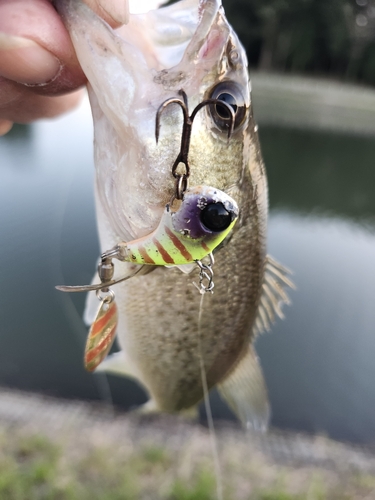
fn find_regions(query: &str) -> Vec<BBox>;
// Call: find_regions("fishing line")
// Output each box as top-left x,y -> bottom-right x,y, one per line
197,293 -> 223,500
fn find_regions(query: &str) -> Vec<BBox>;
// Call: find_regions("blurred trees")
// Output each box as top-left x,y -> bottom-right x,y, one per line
222,0 -> 375,85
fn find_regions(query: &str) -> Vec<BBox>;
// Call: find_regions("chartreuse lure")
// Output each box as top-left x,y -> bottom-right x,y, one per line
57,185 -> 239,371
113,185 -> 238,266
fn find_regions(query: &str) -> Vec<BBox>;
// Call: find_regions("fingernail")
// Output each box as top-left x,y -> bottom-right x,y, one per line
0,32 -> 61,85
97,0 -> 129,25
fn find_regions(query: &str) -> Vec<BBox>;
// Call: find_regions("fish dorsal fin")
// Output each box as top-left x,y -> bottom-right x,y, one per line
218,347 -> 270,431
253,255 -> 295,335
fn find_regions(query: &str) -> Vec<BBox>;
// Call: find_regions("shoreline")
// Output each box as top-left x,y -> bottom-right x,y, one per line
1,387 -> 375,498
1,386 -> 375,472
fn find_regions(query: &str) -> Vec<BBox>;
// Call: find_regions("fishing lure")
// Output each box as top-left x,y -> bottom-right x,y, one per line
103,185 -> 238,266
85,293 -> 118,372
57,185 -> 239,371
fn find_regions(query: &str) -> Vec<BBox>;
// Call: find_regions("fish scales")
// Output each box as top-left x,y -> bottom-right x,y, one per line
109,114 -> 267,413
56,0 -> 291,429
119,180 -> 264,411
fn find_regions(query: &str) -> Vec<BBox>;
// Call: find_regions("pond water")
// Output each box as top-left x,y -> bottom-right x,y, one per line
1,81 -> 375,444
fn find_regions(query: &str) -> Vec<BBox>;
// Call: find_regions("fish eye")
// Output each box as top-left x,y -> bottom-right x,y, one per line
208,81 -> 247,132
200,202 -> 232,232
215,93 -> 237,119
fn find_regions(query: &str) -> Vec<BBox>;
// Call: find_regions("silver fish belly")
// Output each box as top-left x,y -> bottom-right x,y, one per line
57,0 -> 293,430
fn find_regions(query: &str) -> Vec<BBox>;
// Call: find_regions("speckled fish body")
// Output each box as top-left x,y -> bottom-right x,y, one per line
57,0 -> 292,428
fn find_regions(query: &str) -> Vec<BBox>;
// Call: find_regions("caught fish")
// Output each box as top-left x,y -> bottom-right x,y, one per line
56,0 -> 293,430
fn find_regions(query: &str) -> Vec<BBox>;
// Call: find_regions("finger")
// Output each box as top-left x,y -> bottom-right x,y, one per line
0,0 -> 86,94
0,0 -> 129,127
0,32 -> 61,86
0,0 -> 130,96
0,77 -> 84,123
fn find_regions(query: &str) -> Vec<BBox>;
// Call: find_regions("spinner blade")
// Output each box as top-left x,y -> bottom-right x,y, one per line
84,299 -> 118,372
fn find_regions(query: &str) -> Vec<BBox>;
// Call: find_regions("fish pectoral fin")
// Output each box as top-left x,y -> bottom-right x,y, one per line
83,277 -> 101,326
218,347 -> 270,432
83,265 -> 152,326
253,255 -> 295,335
94,351 -> 137,379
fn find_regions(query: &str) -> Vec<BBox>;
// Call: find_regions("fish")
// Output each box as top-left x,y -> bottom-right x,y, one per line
56,0 -> 293,430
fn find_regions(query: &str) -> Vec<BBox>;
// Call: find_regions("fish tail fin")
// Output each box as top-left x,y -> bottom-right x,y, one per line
218,346 -> 270,432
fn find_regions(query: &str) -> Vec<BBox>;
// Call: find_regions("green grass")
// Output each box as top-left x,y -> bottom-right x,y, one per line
0,427 -> 373,500
259,494 -> 305,500
168,469 -> 216,500
0,434 -> 61,500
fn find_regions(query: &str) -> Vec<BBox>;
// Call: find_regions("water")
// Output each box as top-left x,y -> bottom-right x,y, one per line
1,84 -> 375,444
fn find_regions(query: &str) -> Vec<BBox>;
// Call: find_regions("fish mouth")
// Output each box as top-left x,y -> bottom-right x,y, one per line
119,0 -> 215,69
120,1 -> 222,65
115,0 -> 232,94
57,0 -> 246,124
55,0 -> 243,138
56,0 -> 248,243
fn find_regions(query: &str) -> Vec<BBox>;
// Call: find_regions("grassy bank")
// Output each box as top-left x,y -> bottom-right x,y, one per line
1,427 -> 375,500
0,389 -> 375,499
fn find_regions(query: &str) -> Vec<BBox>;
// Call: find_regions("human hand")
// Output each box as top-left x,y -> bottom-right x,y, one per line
0,0 -> 128,135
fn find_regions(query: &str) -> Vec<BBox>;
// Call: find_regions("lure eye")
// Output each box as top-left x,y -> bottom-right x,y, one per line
208,81 -> 247,132
200,203 -> 233,232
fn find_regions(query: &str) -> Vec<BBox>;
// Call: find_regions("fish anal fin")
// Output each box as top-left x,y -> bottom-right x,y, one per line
83,283 -> 101,326
254,254 -> 295,335
218,347 -> 270,432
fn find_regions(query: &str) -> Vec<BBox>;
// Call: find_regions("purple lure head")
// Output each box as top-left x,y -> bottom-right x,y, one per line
172,186 -> 239,240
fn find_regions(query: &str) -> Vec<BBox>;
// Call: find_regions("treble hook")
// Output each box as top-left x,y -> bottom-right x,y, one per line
155,89 -> 236,199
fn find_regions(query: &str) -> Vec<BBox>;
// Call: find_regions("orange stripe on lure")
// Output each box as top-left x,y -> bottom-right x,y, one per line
111,185 -> 239,266
85,299 -> 118,372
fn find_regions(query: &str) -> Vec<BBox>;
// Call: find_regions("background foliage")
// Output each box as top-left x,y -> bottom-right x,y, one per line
222,0 -> 375,85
